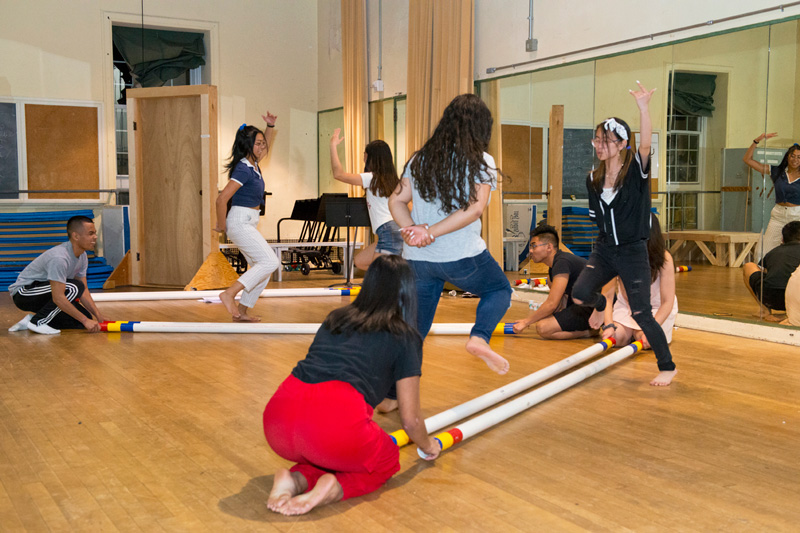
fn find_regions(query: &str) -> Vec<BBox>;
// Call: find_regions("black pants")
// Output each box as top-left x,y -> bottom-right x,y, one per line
12,279 -> 92,329
572,240 -> 676,372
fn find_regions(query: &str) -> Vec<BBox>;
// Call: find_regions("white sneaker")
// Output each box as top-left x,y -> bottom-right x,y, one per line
27,321 -> 61,335
8,314 -> 33,332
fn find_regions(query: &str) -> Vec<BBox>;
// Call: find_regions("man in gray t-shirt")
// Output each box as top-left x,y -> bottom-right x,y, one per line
8,216 -> 107,335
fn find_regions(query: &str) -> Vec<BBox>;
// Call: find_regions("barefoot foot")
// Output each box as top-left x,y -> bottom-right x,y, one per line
465,336 -> 509,375
279,473 -> 343,516
267,469 -> 307,513
219,291 -> 241,320
233,313 -> 261,323
650,369 -> 677,386
376,398 -> 398,413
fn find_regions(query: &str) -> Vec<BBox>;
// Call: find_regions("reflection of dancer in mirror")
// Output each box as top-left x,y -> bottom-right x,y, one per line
329,129 -> 403,270
571,82 -> 678,386
262,255 -> 440,516
389,94 -> 513,380
743,133 -> 800,259
214,114 -> 280,322
590,213 -> 678,347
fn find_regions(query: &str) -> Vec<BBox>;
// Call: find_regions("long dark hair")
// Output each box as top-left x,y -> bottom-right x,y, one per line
364,140 -> 399,198
403,94 -> 496,214
225,125 -> 263,178
776,144 -> 800,176
323,255 -> 421,341
589,117 -> 636,193
647,213 -> 667,283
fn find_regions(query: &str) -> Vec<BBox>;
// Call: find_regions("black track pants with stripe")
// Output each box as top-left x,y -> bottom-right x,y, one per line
12,279 -> 92,329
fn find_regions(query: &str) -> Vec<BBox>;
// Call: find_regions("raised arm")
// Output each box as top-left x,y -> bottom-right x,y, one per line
743,132 -> 777,175
261,112 -> 278,150
329,128 -> 364,186
630,81 -> 656,167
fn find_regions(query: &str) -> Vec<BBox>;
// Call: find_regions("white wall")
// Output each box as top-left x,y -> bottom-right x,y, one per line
475,0 -> 800,80
0,0 -> 318,238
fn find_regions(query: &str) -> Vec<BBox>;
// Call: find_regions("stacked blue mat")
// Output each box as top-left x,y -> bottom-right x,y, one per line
1,210 -> 113,291
541,207 -> 599,259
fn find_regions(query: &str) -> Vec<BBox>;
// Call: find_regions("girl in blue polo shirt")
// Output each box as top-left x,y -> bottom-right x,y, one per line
743,133 -> 800,258
215,116 -> 279,321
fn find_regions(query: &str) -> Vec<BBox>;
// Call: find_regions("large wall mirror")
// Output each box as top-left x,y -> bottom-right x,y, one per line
481,17 -> 800,330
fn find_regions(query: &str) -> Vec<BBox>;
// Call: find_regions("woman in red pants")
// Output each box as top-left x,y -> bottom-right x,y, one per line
263,255 -> 441,516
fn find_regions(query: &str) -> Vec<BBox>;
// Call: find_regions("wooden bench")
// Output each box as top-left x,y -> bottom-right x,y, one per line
665,230 -> 761,268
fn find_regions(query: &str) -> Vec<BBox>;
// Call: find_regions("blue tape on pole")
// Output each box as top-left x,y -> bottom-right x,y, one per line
504,323 -> 515,334
120,321 -> 140,332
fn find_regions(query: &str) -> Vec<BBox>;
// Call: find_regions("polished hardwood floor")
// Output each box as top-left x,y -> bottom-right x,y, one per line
1,269 -> 798,531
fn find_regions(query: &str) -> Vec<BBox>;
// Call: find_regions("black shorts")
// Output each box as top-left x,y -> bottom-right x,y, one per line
748,271 -> 786,311
552,304 -> 594,332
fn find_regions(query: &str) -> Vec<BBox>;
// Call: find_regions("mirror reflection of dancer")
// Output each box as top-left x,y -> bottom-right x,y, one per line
389,94 -> 513,385
214,114 -> 280,322
743,133 -> 800,259
329,128 -> 403,270
571,82 -> 677,386
262,255 -> 440,516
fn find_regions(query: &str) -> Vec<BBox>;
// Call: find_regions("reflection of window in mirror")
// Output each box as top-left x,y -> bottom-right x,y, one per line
667,72 -> 718,231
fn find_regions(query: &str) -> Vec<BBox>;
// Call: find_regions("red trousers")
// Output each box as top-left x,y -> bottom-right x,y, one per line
263,375 -> 400,500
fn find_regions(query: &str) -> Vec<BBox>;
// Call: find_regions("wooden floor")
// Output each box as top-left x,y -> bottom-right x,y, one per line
1,270 -> 799,531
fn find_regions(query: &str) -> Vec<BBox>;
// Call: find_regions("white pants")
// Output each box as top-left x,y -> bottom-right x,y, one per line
226,206 -> 279,308
786,265 -> 800,327
759,204 -> 800,259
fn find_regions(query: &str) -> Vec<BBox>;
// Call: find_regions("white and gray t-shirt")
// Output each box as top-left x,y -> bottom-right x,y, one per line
8,241 -> 88,296
402,152 -> 497,262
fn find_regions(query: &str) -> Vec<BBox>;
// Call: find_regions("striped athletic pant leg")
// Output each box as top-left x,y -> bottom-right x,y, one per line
226,206 -> 280,308
12,279 -> 92,329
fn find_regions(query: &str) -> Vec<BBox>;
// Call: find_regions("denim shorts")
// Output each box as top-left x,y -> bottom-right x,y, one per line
375,220 -> 403,255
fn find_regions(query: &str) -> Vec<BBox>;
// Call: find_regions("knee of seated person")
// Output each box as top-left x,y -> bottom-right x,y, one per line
69,278 -> 86,295
535,320 -> 557,339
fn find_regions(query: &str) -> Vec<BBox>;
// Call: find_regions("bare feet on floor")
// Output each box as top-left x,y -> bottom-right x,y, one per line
764,313 -> 784,323
233,303 -> 261,322
650,369 -> 677,386
219,291 -> 241,320
466,336 -> 509,375
267,469 -> 307,513
376,398 -> 398,413
277,473 -> 343,516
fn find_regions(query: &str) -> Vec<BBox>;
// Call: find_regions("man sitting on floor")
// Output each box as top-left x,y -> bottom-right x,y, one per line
8,215 -> 107,334
513,225 -> 598,339
742,220 -> 800,321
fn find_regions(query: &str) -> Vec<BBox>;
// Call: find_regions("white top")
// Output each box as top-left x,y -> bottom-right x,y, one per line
360,172 -> 394,233
612,274 -> 679,343
601,187 -> 618,204
402,152 -> 497,262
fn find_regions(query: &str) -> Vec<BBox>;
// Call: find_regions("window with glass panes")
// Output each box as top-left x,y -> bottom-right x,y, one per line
666,113 -> 702,229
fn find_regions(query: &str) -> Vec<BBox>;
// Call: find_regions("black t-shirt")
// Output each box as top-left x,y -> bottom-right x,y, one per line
292,325 -> 422,408
586,153 -> 652,245
549,250 -> 588,307
762,242 -> 800,290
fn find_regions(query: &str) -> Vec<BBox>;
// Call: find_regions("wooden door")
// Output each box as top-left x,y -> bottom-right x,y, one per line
138,96 -> 203,286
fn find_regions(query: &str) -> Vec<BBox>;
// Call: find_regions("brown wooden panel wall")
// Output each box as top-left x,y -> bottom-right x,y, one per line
501,124 -> 544,199
25,104 -> 99,200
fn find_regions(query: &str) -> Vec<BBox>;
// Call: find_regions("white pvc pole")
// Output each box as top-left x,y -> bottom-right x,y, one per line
390,338 -> 615,447
419,342 -> 643,456
102,321 -> 488,335
90,287 -> 359,302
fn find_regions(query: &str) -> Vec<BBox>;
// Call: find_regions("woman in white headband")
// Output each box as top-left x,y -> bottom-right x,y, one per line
572,82 -> 678,386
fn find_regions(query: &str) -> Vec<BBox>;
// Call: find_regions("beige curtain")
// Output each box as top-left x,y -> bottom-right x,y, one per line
406,0 -> 474,154
341,0 -> 368,249
480,80 -> 504,264
341,0 -> 368,193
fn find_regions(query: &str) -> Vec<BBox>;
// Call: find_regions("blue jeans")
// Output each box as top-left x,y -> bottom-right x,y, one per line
409,249 -> 512,343
375,220 -> 403,255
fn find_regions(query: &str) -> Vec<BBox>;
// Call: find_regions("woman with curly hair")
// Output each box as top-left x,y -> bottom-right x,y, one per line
388,94 -> 512,389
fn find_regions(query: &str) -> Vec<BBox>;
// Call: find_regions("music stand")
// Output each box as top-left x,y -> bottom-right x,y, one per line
323,196 -> 370,287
